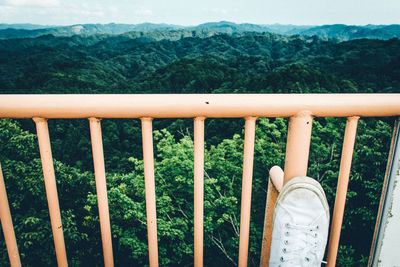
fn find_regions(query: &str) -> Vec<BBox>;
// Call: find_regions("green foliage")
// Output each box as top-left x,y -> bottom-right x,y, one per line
0,31 -> 398,265
0,119 -> 97,265
309,118 -> 393,263
1,32 -> 399,95
1,116 -> 391,265
0,118 -> 284,265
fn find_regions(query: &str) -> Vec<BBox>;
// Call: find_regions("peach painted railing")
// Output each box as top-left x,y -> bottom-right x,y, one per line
1,94 -> 400,267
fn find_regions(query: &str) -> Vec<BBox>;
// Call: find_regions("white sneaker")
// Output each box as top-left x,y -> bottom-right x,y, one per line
269,176 -> 330,267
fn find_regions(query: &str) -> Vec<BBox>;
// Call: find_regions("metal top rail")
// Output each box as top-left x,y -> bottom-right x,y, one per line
1,94 -> 400,118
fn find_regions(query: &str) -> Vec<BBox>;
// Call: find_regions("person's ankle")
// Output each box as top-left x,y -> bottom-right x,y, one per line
269,165 -> 284,192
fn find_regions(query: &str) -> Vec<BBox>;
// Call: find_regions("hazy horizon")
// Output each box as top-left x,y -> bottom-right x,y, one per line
1,21 -> 399,28
0,0 -> 399,26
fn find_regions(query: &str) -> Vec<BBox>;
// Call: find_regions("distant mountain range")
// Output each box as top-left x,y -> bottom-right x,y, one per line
0,21 -> 399,41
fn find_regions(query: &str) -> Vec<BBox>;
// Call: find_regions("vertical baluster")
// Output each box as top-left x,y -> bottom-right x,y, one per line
33,117 -> 68,267
260,112 -> 313,265
259,177 -> 279,267
89,118 -> 114,267
141,118 -> 159,267
238,117 -> 257,267
327,116 -> 359,267
368,118 -> 399,265
283,111 -> 314,184
0,164 -> 21,267
194,117 -> 205,267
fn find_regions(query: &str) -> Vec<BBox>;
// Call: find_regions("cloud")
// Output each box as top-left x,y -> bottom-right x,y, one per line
0,0 -> 60,7
108,5 -> 119,13
202,7 -> 228,15
134,6 -> 152,16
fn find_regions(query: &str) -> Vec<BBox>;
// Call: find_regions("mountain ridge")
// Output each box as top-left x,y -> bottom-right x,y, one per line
0,21 -> 399,40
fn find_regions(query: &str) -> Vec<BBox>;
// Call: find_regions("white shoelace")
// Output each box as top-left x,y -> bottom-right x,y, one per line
279,222 -> 326,266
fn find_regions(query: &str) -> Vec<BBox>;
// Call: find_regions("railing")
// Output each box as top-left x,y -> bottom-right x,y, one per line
0,94 -> 399,267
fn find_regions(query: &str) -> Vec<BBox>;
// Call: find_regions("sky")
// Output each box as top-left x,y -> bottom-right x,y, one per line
0,0 -> 399,26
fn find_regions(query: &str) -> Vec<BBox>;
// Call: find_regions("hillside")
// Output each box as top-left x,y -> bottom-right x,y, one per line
0,22 -> 183,39
1,31 -> 399,95
1,21 -> 400,40
293,24 -> 400,40
0,23 -> 55,30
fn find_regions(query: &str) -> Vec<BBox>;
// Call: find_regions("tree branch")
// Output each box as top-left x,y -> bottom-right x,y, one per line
209,233 -> 237,266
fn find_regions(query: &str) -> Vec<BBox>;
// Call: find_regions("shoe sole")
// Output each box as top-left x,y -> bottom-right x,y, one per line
272,176 -> 330,222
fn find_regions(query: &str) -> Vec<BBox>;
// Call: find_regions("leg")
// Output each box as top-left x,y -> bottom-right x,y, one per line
268,167 -> 330,266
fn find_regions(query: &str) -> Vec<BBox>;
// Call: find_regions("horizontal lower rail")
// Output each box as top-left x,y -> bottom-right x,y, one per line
1,94 -> 400,118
